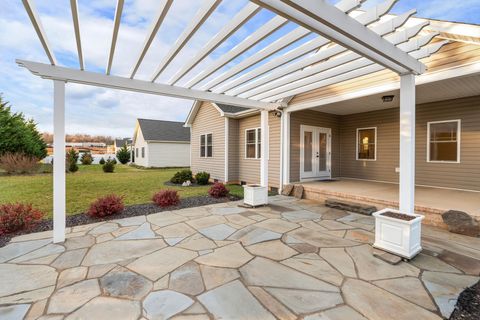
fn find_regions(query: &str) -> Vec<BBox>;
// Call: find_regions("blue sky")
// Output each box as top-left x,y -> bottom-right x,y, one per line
1,0 -> 479,138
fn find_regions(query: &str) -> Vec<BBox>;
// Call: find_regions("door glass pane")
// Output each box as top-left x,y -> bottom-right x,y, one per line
304,131 -> 312,172
319,132 -> 327,172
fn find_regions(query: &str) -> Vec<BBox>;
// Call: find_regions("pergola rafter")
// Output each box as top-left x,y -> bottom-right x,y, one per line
17,0 -> 437,243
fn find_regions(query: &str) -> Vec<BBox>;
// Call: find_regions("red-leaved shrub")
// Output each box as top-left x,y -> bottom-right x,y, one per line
87,194 -> 124,218
208,183 -> 229,198
0,203 -> 44,235
152,190 -> 180,207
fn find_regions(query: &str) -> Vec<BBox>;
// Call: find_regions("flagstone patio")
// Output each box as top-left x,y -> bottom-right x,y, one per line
0,195 -> 479,320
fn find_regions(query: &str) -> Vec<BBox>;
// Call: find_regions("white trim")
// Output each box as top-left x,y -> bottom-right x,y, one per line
53,80 -> 66,243
150,0 -> 221,82
356,127 -> 377,161
16,60 -> 277,110
70,0 -> 84,70
199,133 -> 213,158
22,0 -> 57,65
130,0 -> 173,78
224,117 -> 229,182
244,127 -> 261,160
283,111 -> 291,185
260,110 -> 269,191
106,0 -> 124,75
426,119 -> 461,164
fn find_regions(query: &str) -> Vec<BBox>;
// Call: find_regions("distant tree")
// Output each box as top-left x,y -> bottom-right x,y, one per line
66,148 -> 79,172
0,95 -> 47,159
116,144 -> 130,164
80,152 -> 93,165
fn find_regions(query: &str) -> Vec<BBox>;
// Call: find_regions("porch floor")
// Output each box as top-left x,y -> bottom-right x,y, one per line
0,196 -> 479,319
301,179 -> 480,225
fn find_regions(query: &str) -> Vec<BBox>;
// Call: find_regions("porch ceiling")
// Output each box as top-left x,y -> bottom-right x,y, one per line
308,73 -> 480,115
17,0 -> 442,109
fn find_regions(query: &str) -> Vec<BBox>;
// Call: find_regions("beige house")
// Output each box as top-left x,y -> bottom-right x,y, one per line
185,18 -> 480,227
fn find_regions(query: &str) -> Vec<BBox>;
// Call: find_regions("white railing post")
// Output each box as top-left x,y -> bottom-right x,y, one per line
399,73 -> 416,213
53,80 -> 66,243
260,110 -> 269,201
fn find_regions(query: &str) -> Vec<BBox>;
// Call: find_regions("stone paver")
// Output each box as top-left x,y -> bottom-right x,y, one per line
422,271 -> 480,318
143,290 -> 193,320
100,267 -> 152,300
1,196 -> 478,320
198,280 -> 275,320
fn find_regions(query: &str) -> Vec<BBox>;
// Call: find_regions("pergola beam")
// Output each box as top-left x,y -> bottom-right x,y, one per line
203,0 -> 366,92
17,60 -> 277,110
106,0 -> 124,75
252,0 -> 425,74
167,2 -> 260,85
284,41 -> 449,110
130,0 -> 173,79
184,15 -> 289,89
233,9 -> 417,98
253,32 -> 436,101
150,0 -> 221,82
70,0 -> 84,70
215,0 -> 397,94
22,0 -> 57,65
244,21 -> 428,100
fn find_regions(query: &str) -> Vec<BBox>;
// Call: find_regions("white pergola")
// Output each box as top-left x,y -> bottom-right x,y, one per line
18,0 -> 447,243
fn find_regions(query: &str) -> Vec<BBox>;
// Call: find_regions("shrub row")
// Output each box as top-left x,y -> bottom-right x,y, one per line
0,182 -> 231,234
170,169 -> 211,185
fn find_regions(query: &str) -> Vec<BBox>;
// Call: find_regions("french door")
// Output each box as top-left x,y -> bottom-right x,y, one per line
300,125 -> 331,180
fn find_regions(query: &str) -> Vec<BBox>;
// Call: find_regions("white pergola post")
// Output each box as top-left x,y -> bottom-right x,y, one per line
260,110 -> 269,202
53,80 -> 66,243
399,73 -> 416,213
281,110 -> 291,186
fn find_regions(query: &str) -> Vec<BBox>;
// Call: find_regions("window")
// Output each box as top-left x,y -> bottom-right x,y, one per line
135,148 -> 138,158
428,120 -> 460,163
141,147 -> 145,158
200,134 -> 213,158
356,127 -> 376,160
245,128 -> 261,159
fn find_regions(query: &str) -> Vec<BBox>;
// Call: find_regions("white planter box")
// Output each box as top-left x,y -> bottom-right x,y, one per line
373,208 -> 424,259
243,185 -> 268,207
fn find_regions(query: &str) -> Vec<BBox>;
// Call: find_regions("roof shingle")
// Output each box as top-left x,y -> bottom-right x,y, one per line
137,119 -> 190,142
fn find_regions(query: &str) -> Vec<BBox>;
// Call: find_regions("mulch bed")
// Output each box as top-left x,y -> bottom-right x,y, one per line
163,181 -> 212,188
381,211 -> 416,221
450,281 -> 480,320
0,195 -> 240,248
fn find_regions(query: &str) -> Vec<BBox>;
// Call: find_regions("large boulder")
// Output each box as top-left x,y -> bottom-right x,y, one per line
442,210 -> 480,237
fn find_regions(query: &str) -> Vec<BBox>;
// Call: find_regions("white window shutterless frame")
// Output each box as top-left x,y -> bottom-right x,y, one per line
300,125 -> 332,180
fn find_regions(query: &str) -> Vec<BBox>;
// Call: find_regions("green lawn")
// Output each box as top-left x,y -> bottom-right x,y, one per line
0,165 -> 243,218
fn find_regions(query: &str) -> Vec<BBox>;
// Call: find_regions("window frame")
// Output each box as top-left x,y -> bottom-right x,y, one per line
200,133 -> 213,158
245,127 -> 261,160
356,127 -> 377,161
427,119 -> 461,164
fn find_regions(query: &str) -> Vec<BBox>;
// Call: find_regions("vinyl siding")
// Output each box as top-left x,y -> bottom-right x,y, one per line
268,113 -> 281,189
147,142 -> 190,168
238,115 -> 261,185
290,110 -> 341,183
337,96 -> 480,191
190,102 -> 225,181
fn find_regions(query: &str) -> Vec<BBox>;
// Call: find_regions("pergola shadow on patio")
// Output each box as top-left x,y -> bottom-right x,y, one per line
16,0 -> 445,242
0,196 -> 478,319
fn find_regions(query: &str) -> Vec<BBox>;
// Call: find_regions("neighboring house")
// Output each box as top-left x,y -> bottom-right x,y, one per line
132,119 -> 190,168
114,138 -> 132,154
185,18 -> 480,195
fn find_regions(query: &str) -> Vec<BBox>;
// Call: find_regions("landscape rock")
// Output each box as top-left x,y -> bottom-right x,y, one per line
293,185 -> 304,199
281,184 -> 294,196
442,210 -> 480,237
